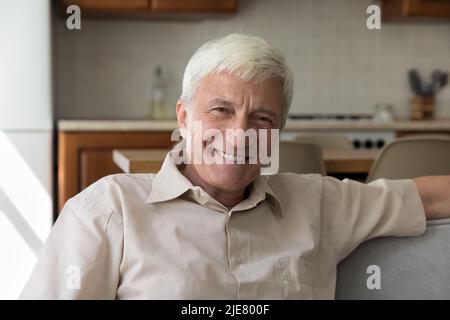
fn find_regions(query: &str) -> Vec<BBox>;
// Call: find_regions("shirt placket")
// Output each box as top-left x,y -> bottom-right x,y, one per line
224,209 -> 242,300
195,189 -> 261,300
225,199 -> 260,300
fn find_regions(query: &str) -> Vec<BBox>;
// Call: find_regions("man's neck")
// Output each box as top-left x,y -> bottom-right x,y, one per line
181,164 -> 246,209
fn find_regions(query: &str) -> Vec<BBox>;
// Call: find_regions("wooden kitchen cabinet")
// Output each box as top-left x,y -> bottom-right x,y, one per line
396,130 -> 450,137
61,0 -> 237,16
58,131 -> 173,211
79,149 -> 123,190
62,0 -> 149,11
150,0 -> 237,13
382,0 -> 450,21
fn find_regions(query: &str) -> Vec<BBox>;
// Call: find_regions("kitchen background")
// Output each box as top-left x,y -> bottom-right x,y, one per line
54,0 -> 450,121
2,0 -> 450,299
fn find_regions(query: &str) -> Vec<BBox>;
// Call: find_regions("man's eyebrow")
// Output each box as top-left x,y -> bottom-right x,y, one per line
207,99 -> 235,108
208,99 -> 278,118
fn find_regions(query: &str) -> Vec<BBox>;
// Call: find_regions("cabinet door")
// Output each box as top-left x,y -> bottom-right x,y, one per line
407,0 -> 450,17
62,0 -> 149,11
150,0 -> 237,13
80,149 -> 123,190
396,131 -> 450,138
382,0 -> 450,20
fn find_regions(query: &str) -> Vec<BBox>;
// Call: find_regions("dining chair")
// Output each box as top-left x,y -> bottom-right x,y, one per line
366,135 -> 450,182
279,140 -> 326,175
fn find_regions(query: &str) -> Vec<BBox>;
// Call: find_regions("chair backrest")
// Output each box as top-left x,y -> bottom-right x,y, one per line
367,135 -> 450,182
294,134 -> 353,150
279,141 -> 326,175
335,218 -> 450,299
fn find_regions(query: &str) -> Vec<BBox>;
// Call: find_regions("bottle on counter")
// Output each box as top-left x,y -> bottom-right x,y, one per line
150,66 -> 168,120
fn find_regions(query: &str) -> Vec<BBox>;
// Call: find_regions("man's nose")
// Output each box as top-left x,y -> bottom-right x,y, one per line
225,116 -> 252,151
229,115 -> 250,131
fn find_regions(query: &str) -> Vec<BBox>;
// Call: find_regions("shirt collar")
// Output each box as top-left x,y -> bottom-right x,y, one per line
146,151 -> 194,204
248,175 -> 285,217
146,151 -> 284,217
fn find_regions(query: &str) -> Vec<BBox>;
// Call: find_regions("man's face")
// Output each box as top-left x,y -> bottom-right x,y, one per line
176,71 -> 283,194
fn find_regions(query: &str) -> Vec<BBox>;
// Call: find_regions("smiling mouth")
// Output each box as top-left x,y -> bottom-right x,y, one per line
214,148 -> 249,163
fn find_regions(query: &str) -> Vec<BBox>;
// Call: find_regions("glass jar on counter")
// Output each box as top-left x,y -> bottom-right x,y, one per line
150,66 -> 169,120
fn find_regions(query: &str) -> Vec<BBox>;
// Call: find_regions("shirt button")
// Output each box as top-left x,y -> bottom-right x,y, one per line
233,257 -> 242,265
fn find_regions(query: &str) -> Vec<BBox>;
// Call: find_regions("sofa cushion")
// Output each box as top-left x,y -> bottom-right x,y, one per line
335,218 -> 450,299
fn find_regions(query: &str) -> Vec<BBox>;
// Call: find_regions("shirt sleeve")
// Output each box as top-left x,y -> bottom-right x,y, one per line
321,177 -> 426,262
19,199 -> 124,299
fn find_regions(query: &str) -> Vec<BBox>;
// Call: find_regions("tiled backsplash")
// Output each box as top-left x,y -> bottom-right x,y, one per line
55,0 -> 450,120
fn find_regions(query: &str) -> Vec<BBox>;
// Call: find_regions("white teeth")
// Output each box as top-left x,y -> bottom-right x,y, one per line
215,149 -> 246,163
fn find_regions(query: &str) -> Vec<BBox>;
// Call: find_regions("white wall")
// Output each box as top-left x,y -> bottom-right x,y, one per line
0,0 -> 53,299
55,0 -> 450,120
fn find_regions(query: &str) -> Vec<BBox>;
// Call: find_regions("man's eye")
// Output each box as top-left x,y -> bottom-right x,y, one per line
214,107 -> 227,113
255,116 -> 273,124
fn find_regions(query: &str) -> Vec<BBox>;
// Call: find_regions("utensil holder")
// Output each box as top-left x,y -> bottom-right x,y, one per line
410,96 -> 435,120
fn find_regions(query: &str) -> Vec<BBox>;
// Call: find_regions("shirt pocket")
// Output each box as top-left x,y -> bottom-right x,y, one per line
276,256 -> 313,286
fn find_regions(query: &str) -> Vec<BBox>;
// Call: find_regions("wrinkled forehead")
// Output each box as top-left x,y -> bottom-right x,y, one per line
192,71 -> 283,112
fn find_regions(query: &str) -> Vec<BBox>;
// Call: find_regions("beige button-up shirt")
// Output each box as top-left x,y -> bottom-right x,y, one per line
20,151 -> 426,299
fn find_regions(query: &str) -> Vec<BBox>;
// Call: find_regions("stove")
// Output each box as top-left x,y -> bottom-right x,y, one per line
283,114 -> 395,150
288,114 -> 374,121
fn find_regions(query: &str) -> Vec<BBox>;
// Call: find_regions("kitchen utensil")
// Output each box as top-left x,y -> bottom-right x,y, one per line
424,70 -> 448,96
408,69 -> 424,96
423,70 -> 440,96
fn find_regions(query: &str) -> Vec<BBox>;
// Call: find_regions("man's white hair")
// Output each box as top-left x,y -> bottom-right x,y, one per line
180,33 -> 293,128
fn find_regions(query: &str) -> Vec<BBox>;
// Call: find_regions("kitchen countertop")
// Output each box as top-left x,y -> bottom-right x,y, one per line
58,119 -> 179,132
58,119 -> 450,132
284,119 -> 450,131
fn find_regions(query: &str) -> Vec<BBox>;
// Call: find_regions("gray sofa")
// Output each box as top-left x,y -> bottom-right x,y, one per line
335,218 -> 450,299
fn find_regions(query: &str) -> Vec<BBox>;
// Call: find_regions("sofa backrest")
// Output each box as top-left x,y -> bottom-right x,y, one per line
335,218 -> 450,299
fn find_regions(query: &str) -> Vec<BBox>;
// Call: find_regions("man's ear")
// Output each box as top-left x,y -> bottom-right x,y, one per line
176,99 -> 188,132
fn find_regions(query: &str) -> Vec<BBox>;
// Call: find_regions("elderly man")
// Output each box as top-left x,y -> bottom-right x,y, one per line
21,34 -> 450,299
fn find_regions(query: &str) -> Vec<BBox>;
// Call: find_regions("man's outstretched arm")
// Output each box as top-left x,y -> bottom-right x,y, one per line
414,176 -> 450,220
